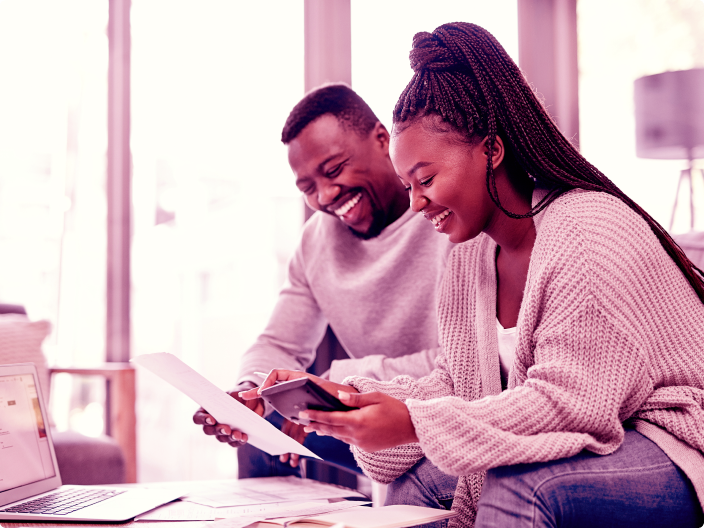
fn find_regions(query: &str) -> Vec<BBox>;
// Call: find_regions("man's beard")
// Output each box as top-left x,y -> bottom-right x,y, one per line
348,208 -> 387,240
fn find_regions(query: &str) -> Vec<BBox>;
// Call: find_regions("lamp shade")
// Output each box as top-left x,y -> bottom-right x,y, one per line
634,68 -> 704,160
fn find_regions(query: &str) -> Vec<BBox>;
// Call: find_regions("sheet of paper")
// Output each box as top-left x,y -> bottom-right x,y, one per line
215,501 -> 330,517
137,502 -> 217,521
282,504 -> 457,528
181,477 -> 365,508
204,501 -> 367,528
132,353 -> 319,459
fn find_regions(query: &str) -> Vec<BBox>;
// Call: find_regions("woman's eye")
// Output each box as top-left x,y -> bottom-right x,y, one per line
420,175 -> 435,187
404,186 -> 411,193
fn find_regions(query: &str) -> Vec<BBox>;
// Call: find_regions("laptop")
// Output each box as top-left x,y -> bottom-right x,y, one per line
0,362 -> 185,522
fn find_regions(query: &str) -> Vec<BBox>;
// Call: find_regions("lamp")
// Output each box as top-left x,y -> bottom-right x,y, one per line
634,68 -> 704,231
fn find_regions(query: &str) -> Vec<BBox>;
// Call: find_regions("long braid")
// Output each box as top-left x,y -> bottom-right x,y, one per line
394,22 -> 704,303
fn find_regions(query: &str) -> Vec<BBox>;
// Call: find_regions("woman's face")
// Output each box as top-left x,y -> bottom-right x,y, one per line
390,121 -> 500,244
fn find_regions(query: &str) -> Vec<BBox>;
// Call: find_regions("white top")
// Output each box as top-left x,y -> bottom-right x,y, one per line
238,207 -> 455,385
496,319 -> 517,387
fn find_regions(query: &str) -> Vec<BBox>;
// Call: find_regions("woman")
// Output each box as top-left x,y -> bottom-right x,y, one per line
243,23 -> 704,527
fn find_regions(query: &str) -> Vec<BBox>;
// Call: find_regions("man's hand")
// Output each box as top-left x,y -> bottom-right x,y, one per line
192,381 -> 264,448
239,369 -> 358,403
239,369 -> 363,462
279,419 -> 308,468
299,391 -> 418,452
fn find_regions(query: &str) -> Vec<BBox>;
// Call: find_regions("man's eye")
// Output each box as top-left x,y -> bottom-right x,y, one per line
404,186 -> 411,192
420,175 -> 435,187
326,164 -> 344,178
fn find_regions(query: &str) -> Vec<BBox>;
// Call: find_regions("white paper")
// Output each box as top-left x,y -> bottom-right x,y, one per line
131,353 -> 319,459
137,502 -> 216,521
181,477 -> 365,508
274,504 -> 456,528
204,501 -> 368,528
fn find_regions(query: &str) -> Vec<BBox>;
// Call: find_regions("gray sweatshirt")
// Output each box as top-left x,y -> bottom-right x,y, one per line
238,207 -> 454,385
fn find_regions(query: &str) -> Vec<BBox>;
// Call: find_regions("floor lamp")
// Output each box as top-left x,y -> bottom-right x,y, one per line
634,68 -> 704,232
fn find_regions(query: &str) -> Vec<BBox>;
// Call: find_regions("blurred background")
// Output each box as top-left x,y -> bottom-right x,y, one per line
0,0 -> 702,482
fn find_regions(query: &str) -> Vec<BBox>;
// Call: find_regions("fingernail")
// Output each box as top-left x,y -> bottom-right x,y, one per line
338,391 -> 350,401
304,427 -> 313,433
231,434 -> 239,441
206,417 -> 215,425
219,428 -> 227,435
299,411 -> 309,420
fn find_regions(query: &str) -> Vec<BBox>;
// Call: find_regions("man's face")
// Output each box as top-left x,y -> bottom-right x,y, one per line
288,114 -> 405,239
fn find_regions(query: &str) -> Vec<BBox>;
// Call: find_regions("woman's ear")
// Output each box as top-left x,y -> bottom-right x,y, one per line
480,135 -> 505,169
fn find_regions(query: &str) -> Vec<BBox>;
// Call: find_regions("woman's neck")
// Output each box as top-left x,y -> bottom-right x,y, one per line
487,167 -> 537,328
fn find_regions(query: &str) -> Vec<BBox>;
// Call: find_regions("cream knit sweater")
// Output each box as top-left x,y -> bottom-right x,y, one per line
345,190 -> 704,527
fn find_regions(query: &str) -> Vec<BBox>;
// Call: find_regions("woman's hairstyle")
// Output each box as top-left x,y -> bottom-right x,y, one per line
393,22 -> 704,302
281,83 -> 379,144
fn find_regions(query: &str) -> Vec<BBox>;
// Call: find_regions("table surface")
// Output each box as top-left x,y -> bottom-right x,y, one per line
0,478 -> 366,528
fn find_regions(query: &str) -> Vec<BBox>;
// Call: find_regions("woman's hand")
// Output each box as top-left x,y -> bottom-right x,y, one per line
300,391 -> 419,452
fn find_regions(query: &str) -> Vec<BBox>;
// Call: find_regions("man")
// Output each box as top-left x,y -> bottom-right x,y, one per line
193,83 -> 454,476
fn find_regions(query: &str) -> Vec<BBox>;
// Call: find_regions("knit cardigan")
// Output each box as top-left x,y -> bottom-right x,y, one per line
344,189 -> 704,527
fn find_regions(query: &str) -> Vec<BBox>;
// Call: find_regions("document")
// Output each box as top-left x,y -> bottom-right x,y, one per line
131,353 -> 319,459
137,502 -> 217,521
257,504 -> 457,528
205,502 -> 367,528
181,477 -> 365,508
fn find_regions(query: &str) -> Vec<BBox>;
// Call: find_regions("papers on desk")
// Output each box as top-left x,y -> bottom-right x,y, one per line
131,353 -> 319,459
256,504 -> 457,528
202,501 -> 368,528
137,499 -> 360,522
181,477 -> 366,508
138,502 -> 219,521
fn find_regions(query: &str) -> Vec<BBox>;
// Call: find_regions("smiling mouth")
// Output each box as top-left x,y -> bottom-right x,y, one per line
431,209 -> 452,229
333,192 -> 362,216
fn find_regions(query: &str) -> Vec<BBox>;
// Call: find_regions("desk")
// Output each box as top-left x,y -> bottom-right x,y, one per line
0,477 -> 367,528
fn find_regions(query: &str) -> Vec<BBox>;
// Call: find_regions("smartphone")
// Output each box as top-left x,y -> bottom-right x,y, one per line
259,377 -> 357,425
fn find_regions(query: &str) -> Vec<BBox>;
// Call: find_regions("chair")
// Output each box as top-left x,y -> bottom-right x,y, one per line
0,307 -> 137,484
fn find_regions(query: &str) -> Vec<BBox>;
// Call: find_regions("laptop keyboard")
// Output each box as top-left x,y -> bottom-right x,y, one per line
0,488 -> 127,515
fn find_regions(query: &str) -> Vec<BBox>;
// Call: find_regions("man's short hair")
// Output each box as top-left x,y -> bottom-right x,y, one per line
281,83 -> 380,144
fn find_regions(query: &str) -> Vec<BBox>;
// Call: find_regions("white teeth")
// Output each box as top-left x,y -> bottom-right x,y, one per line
432,209 -> 451,227
334,192 -> 362,216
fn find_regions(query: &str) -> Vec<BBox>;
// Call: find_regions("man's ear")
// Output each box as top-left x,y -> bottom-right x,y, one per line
480,135 -> 505,169
372,122 -> 391,154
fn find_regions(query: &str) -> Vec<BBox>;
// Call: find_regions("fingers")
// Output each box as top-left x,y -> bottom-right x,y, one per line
301,418 -> 354,443
279,419 -> 308,467
192,409 -> 216,426
239,387 -> 260,401
337,390 -> 383,408
257,369 -> 311,393
215,424 -> 249,447
193,383 -> 260,449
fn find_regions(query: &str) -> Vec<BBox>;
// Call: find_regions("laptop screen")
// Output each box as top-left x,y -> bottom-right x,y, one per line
0,373 -> 56,493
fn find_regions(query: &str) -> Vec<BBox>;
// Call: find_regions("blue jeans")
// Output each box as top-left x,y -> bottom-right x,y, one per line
385,457 -> 459,528
237,412 -> 362,478
475,428 -> 704,527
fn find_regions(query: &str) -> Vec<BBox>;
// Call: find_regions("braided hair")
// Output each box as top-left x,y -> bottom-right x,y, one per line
393,22 -> 704,303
